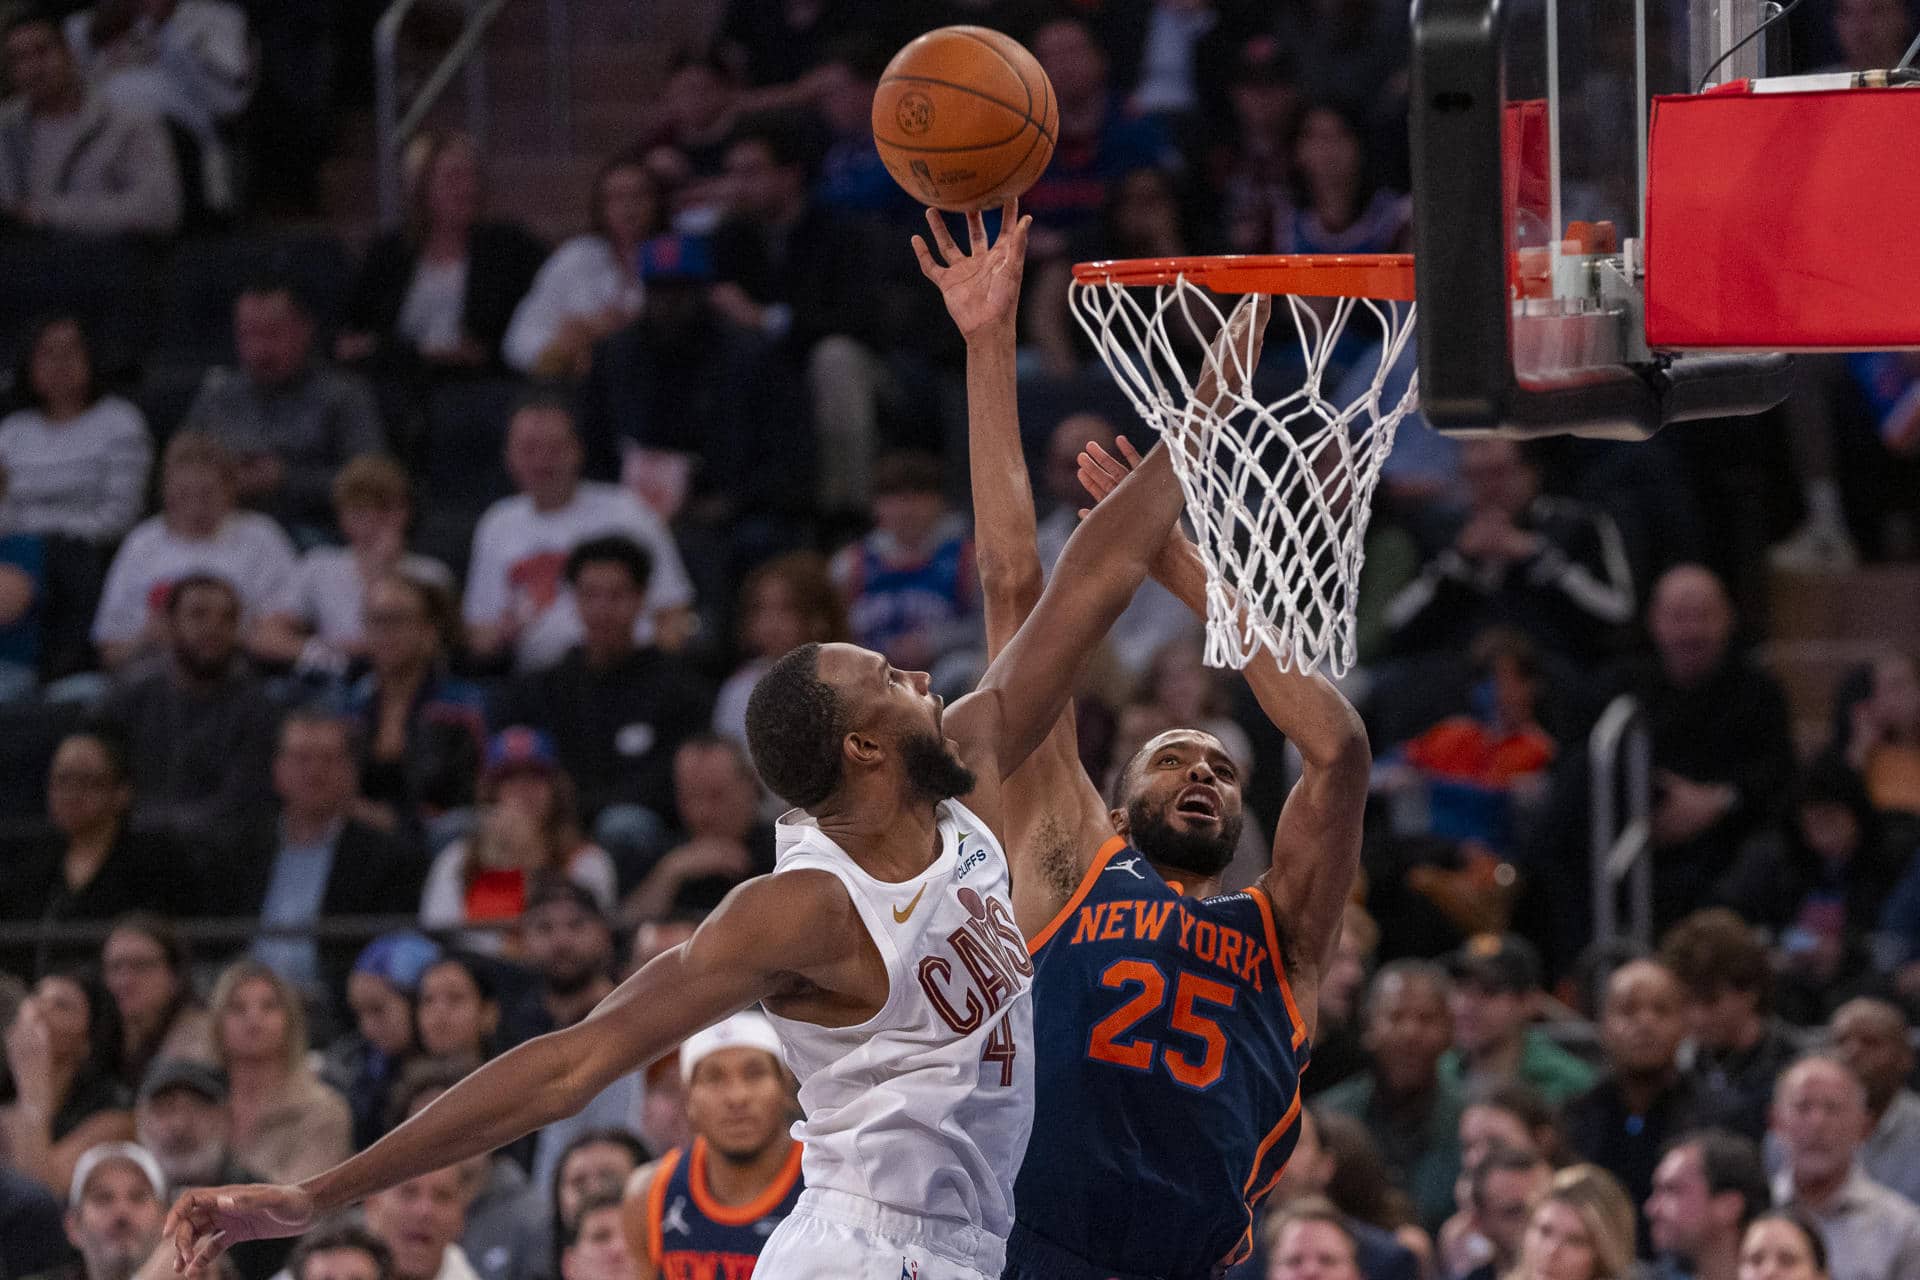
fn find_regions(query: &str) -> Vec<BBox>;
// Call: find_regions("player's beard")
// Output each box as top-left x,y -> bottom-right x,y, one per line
900,729 -> 976,803
1125,794 -> 1242,879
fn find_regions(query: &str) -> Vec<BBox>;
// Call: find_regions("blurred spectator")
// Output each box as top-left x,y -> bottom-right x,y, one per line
1441,934 -> 1594,1104
503,155 -> 657,379
235,712 -> 426,1003
1305,902 -> 1379,1098
549,1129 -> 646,1272
497,536 -> 712,875
1283,100 -> 1410,256
1384,440 -> 1633,665
0,315 -> 151,544
415,954 -> 499,1062
463,400 -> 694,669
1767,1055 -> 1920,1280
1320,960 -> 1463,1232
251,456 -> 452,676
61,1141 -> 166,1280
339,131 -> 545,372
830,451 -> 982,685
1459,1080 -> 1565,1171
101,915 -> 212,1091
1713,755 -> 1903,1021
91,434 -> 298,671
1646,1130 -> 1771,1280
1460,1145 -> 1553,1280
346,571 -> 486,843
3,732 -> 191,976
1264,1198 -> 1367,1280
1565,960 -> 1737,1226
1736,1213 -> 1831,1280
207,961 -> 351,1186
498,879 -> 617,1050
1398,628 -> 1558,794
711,551 -> 846,748
287,1225 -> 394,1280
710,114 -> 893,514
1627,565 -> 1796,924
1313,1108 -> 1436,1272
1213,35 -> 1302,254
179,280 -> 385,538
1508,1165 -> 1638,1280
1023,17 -> 1178,244
1826,999 -> 1920,1205
619,736 -> 773,923
420,729 -> 618,947
1839,650 -> 1920,818
0,8 -> 181,236
363,1166 -> 479,1280
63,0 -> 252,217
1658,909 -> 1799,1140
0,972 -> 135,1195
560,1192 -> 632,1280
99,574 -> 279,847
714,0 -> 860,89
0,1163 -> 69,1280
322,932 -> 432,1153
636,1051 -> 688,1159
1274,0 -> 1410,141
637,54 -> 741,231
810,37 -> 918,220
1827,0 -> 1919,70
1265,1108 -> 1421,1280
134,1058 -> 290,1280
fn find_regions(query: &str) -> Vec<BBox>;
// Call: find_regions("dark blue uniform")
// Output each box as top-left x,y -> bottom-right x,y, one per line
1005,836 -> 1310,1279
645,1137 -> 804,1279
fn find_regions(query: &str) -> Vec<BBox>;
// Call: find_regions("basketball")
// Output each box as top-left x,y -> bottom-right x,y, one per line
872,26 -> 1057,213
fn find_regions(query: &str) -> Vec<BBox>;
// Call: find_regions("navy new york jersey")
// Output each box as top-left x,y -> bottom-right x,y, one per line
1009,836 -> 1310,1278
645,1137 -> 804,1279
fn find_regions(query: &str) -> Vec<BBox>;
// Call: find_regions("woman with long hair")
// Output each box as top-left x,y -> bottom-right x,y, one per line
1285,99 -> 1411,255
209,961 -> 351,1185
416,952 -> 501,1062
1506,1165 -> 1637,1280
0,969 -> 134,1194
101,913 -> 213,1090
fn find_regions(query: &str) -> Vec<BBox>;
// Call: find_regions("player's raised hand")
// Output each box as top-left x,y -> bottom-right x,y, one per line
166,1182 -> 315,1275
1194,293 -> 1274,412
912,199 -> 1032,343
1076,436 -> 1197,586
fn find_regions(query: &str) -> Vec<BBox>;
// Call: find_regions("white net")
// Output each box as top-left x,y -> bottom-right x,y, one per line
1069,272 -> 1419,677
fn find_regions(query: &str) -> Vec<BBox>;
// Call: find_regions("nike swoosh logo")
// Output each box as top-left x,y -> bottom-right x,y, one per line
893,884 -> 929,923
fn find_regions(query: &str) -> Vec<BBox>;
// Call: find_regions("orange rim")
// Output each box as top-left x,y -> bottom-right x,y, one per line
1072,254 -> 1415,301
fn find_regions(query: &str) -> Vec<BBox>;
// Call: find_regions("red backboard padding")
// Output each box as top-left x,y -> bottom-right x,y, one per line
1645,86 -> 1920,351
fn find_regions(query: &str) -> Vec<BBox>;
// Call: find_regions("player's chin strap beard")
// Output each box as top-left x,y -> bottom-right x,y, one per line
1125,796 -> 1240,879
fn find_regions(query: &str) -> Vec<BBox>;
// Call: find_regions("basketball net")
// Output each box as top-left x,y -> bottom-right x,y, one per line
1069,274 -> 1418,677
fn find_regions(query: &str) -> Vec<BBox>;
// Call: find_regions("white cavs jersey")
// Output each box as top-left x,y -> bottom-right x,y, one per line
761,798 -> 1035,1249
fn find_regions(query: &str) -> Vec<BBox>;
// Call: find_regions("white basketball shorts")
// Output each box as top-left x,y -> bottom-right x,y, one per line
756,1188 -> 1007,1280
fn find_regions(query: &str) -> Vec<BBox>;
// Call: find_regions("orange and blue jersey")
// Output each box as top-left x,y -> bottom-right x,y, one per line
645,1137 -> 803,1280
1005,836 -> 1309,1279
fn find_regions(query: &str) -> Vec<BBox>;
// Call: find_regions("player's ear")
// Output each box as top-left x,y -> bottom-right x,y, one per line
1108,806 -> 1130,836
845,731 -> 886,768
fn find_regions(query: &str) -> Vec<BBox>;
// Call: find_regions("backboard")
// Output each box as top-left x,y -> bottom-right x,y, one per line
1410,0 -> 1796,437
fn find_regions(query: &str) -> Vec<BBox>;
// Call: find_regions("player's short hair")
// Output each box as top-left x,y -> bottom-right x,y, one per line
565,535 -> 652,593
289,1224 -> 394,1280
1663,1129 -> 1770,1229
1658,907 -> 1772,1011
745,643 -> 847,809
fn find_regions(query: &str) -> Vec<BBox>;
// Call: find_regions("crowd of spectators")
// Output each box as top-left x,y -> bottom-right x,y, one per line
5,0 -> 1920,1279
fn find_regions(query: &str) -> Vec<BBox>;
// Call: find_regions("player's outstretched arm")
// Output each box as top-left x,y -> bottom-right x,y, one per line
166,872 -> 857,1275
1079,440 -> 1369,1037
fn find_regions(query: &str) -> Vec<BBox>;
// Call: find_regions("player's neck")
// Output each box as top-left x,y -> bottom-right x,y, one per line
1145,860 -> 1221,900
702,1135 -> 796,1207
815,791 -> 945,882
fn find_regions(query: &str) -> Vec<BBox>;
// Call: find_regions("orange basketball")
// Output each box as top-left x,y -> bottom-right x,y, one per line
872,26 -> 1057,213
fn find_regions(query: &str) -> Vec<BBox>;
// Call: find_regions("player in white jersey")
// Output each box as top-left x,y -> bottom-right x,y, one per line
165,202 -> 1189,1280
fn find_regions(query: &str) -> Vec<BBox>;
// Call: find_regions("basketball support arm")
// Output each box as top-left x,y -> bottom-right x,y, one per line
1408,0 -> 1794,438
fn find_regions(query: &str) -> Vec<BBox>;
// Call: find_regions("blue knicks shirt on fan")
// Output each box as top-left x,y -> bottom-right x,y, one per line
1006,835 -> 1310,1279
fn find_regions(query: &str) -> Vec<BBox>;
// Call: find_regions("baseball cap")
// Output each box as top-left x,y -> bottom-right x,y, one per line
680,1011 -> 784,1084
138,1058 -> 228,1106
353,931 -> 442,995
484,726 -> 560,783
1447,933 -> 1543,994
70,1142 -> 167,1210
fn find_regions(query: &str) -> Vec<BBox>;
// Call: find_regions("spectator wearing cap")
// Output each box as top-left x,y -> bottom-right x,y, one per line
134,1058 -> 291,1280
1658,909 -> 1800,1142
420,729 -> 618,952
207,961 -> 350,1186
1646,1130 -> 1770,1280
619,736 -> 774,924
235,710 -> 427,1005
497,536 -> 713,883
1827,998 -> 1920,1204
178,280 -> 386,539
288,1224 -> 394,1280
0,1162 -> 69,1280
1441,934 -> 1594,1105
1768,1055 -> 1920,1280
1257,1107 -> 1421,1280
63,1142 -> 167,1280
319,932 -> 437,1151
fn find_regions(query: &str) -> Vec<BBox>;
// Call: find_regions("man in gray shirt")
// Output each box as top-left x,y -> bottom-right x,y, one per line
1770,1054 -> 1920,1280
180,279 -> 385,537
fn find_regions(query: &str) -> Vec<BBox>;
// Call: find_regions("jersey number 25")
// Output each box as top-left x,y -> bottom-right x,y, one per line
1086,959 -> 1238,1090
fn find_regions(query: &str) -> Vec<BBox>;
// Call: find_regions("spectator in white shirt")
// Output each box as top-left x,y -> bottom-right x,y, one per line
502,154 -> 657,379
463,399 -> 693,670
92,432 -> 296,670
0,315 -> 151,544
251,455 -> 451,676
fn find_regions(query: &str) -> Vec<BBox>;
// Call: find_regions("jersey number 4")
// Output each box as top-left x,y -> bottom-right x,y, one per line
1087,959 -> 1238,1090
981,1020 -> 1018,1086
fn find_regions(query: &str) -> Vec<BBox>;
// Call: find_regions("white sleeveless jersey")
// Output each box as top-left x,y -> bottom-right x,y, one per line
762,799 -> 1035,1241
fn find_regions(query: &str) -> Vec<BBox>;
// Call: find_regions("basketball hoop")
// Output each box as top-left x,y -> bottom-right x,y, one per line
1070,254 -> 1418,678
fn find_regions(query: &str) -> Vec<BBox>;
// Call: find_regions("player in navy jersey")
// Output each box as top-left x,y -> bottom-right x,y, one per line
622,1013 -> 802,1280
917,209 -> 1370,1278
